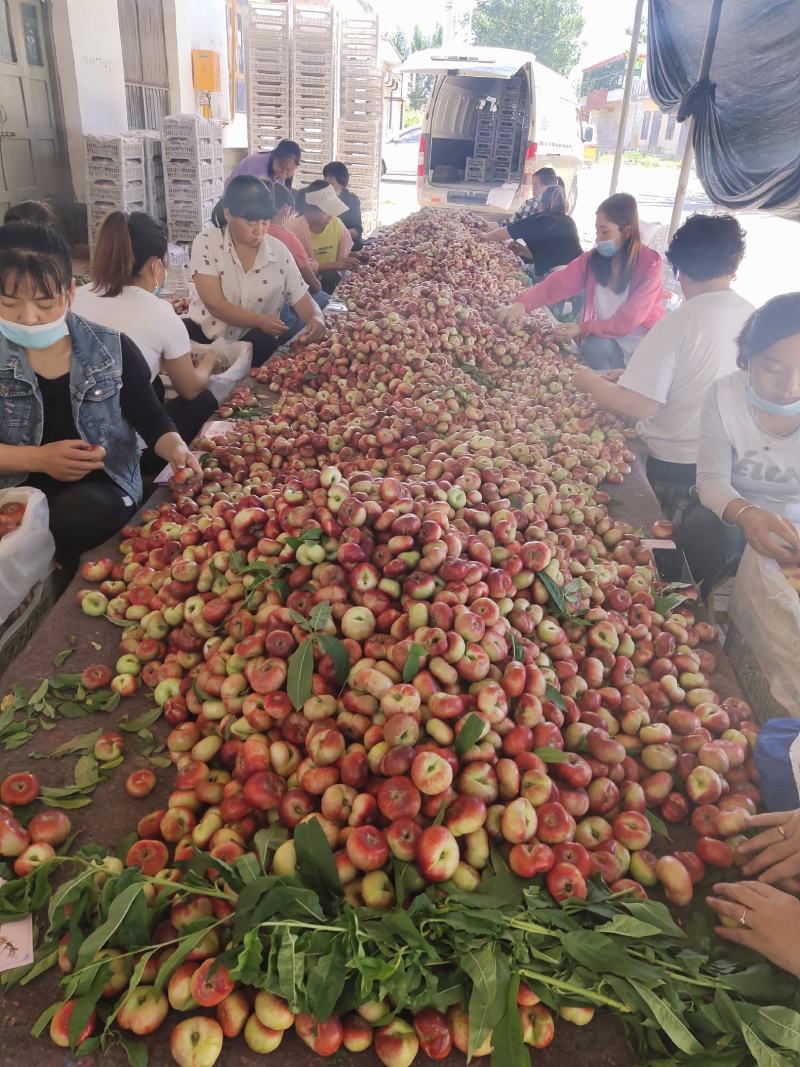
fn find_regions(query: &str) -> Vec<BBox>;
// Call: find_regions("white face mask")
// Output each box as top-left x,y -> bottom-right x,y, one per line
0,310 -> 69,349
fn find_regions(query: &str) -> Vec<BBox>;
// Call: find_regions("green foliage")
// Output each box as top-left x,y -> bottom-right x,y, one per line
472,0 -> 585,77
4,850 -> 800,1063
388,22 -> 444,110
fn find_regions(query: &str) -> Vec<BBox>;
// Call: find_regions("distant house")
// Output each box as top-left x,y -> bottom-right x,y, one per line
580,53 -> 689,160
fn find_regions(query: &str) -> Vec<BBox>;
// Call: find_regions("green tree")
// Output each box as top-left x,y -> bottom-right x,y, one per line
472,0 -> 585,77
387,23 -> 444,112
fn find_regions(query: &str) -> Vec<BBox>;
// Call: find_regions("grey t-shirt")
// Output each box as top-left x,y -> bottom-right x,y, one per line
697,371 -> 800,519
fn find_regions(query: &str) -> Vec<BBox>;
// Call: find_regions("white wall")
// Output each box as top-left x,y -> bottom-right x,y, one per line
50,0 -> 129,200
163,0 -> 245,146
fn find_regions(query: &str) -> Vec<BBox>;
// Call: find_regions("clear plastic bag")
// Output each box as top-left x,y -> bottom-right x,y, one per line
191,339 -> 253,404
730,522 -> 800,715
0,487 -> 55,625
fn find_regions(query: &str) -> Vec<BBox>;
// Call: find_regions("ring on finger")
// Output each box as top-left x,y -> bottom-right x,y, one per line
778,825 -> 787,839
739,908 -> 748,927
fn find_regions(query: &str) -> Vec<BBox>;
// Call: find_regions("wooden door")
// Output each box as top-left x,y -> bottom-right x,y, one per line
0,0 -> 60,216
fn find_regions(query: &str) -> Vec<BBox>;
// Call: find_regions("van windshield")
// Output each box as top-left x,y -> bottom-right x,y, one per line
427,71 -> 529,187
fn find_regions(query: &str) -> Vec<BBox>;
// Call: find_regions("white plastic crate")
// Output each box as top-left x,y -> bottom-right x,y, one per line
86,134 -> 143,165
162,114 -> 223,141
87,177 -> 147,208
89,198 -> 145,231
168,222 -> 205,244
164,159 -> 223,183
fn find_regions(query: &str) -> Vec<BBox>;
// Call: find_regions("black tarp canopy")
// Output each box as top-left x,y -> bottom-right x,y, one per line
647,0 -> 800,219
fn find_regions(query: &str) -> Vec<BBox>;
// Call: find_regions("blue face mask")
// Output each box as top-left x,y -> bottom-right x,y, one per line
152,262 -> 165,298
0,311 -> 69,349
747,371 -> 800,417
595,239 -> 618,258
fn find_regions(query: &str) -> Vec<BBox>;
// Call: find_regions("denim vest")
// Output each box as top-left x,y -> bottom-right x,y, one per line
0,312 -> 142,502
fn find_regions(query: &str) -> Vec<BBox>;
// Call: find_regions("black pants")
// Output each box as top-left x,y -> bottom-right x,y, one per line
140,378 -> 218,473
676,498 -> 746,600
184,318 -> 291,369
26,474 -> 137,572
319,269 -> 342,295
645,455 -> 696,526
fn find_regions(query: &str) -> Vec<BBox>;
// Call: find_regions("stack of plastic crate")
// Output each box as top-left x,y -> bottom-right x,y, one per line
85,135 -> 146,252
291,3 -> 337,185
161,114 -> 224,245
336,4 -> 381,233
489,76 -> 522,182
464,157 -> 488,183
129,130 -> 167,228
247,1 -> 291,154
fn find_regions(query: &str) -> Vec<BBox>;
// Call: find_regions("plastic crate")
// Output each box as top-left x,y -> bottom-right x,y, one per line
86,134 -> 144,165
89,199 -> 145,231
165,178 -> 222,205
164,158 -> 223,183
162,114 -> 222,141
168,221 -> 204,244
87,177 -> 147,206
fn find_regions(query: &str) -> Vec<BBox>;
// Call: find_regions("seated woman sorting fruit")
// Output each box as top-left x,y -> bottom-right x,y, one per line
709,808 -> 800,977
291,181 -> 360,295
73,210 -> 218,452
479,184 -> 582,282
186,176 -> 325,368
0,223 -> 200,569
679,293 -> 800,597
573,214 -> 753,521
496,193 -> 665,370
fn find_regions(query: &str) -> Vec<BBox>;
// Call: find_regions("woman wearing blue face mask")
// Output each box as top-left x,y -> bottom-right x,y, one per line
0,223 -> 201,568
497,193 -> 665,369
680,294 -> 800,596
72,211 -> 217,450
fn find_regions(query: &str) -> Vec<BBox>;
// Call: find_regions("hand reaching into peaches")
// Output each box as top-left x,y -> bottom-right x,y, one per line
738,809 -> 800,884
495,302 -> 526,328
708,881 -> 800,977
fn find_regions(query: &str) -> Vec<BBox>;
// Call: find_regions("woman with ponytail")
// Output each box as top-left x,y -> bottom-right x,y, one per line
496,193 -> 665,370
73,211 -> 217,444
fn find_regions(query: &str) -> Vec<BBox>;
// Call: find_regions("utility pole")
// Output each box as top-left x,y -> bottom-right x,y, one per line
609,0 -> 645,195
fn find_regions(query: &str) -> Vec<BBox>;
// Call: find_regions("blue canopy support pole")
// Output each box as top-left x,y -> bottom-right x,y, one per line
609,0 -> 646,195
668,0 -> 725,237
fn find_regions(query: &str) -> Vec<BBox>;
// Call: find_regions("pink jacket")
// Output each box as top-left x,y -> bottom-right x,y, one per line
516,247 -> 666,340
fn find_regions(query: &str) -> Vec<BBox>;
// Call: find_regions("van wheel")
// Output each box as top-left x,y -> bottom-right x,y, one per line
567,177 -> 578,214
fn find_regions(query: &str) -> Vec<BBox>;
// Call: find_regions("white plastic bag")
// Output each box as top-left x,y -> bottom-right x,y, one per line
0,487 -> 55,625
730,521 -> 800,714
192,339 -> 253,404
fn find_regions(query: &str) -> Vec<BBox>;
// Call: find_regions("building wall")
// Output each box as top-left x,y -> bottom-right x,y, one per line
51,0 -> 245,208
50,0 -> 130,201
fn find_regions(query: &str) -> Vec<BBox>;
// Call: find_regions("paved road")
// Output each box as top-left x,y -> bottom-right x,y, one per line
379,162 -> 800,309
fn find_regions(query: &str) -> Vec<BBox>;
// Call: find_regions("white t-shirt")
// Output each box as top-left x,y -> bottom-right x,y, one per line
593,283 -> 647,358
697,370 -> 800,519
619,289 -> 755,464
72,284 -> 190,382
189,227 -> 308,341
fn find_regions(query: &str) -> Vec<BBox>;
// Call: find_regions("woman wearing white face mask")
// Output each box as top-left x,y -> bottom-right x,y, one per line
680,294 -> 800,596
0,223 -> 200,568
496,193 -> 665,369
72,211 -> 217,449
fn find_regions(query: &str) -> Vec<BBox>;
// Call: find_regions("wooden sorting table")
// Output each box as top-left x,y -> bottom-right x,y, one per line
0,433 -> 745,1067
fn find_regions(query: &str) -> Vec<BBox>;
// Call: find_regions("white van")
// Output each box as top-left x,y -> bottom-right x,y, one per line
399,47 -> 585,216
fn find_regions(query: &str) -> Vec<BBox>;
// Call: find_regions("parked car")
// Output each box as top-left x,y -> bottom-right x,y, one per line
381,125 -> 422,176
399,47 -> 587,216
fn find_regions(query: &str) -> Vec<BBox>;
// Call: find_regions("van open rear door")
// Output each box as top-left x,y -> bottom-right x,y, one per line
398,49 -> 527,79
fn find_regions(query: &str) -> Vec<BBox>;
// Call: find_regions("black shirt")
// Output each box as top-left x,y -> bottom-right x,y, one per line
507,213 -> 582,275
35,335 -> 175,450
339,188 -> 363,248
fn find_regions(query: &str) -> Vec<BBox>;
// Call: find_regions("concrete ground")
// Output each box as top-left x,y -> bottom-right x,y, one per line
379,161 -> 800,309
